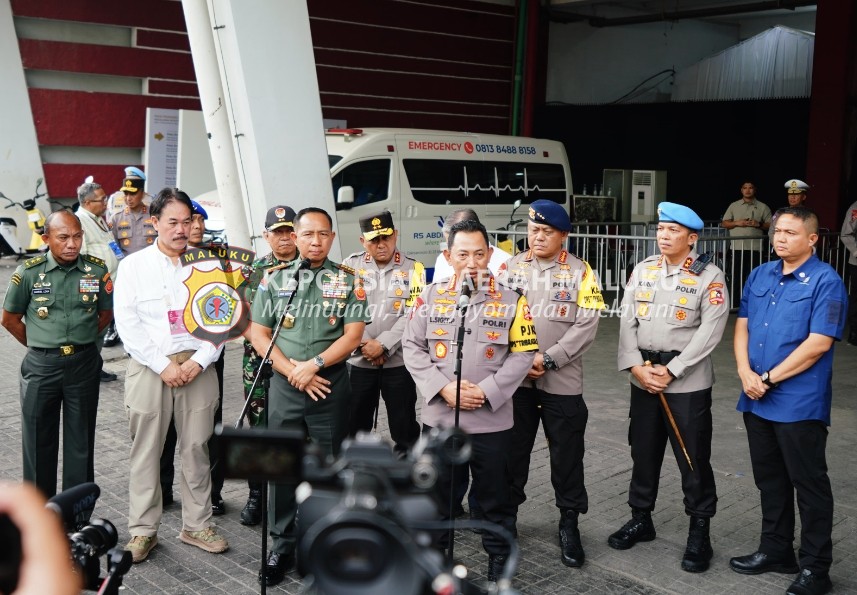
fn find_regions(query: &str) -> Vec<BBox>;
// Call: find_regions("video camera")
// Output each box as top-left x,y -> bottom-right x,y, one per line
217,426 -> 519,595
0,483 -> 131,595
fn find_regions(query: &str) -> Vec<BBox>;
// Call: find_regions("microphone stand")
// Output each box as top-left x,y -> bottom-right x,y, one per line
232,258 -> 308,595
447,277 -> 473,564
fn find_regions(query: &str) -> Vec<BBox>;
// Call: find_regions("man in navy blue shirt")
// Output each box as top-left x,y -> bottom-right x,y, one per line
729,207 -> 847,595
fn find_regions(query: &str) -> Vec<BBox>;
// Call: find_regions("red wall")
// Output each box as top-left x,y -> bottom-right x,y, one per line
12,0 -> 517,198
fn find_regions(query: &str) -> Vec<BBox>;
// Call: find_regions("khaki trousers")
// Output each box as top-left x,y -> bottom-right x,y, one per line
125,356 -> 218,536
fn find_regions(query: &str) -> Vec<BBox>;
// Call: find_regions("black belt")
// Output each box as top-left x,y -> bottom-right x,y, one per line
639,349 -> 680,365
30,343 -> 95,356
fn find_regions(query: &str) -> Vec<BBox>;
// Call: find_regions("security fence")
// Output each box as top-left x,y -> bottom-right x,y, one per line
488,221 -> 853,314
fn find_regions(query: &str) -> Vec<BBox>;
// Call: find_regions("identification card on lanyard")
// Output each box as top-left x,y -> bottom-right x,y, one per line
167,309 -> 188,336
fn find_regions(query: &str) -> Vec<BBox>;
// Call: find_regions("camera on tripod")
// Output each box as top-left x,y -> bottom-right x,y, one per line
217,425 -> 514,595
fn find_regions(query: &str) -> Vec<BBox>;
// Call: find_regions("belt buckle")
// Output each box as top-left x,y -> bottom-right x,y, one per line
60,345 -> 75,356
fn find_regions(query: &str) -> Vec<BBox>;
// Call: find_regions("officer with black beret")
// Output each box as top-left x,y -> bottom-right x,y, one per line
499,199 -> 605,569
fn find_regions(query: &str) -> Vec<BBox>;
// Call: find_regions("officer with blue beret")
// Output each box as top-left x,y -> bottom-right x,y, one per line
658,201 -> 704,231
613,201 -> 729,573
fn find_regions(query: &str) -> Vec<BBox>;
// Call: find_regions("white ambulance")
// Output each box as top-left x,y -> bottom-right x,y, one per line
327,128 -> 572,273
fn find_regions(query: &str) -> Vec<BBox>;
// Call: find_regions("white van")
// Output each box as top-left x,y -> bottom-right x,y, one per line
327,128 -> 572,273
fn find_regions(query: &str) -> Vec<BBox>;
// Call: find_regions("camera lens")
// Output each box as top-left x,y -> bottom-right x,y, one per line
70,518 -> 118,559
323,528 -> 385,581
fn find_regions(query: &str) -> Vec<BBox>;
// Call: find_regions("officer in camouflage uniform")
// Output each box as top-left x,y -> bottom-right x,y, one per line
1,211 -> 113,501
402,218 -> 539,583
343,210 -> 425,456
238,205 -> 298,526
612,202 -> 729,573
250,207 -> 369,587
499,199 -> 605,569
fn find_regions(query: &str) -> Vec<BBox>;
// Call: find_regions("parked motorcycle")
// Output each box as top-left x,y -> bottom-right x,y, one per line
0,178 -> 49,257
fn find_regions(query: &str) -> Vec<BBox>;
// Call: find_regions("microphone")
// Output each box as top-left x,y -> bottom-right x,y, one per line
286,258 -> 312,290
46,482 -> 100,529
458,275 -> 475,311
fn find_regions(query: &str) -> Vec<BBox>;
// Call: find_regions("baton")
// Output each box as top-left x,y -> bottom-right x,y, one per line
644,360 -> 694,472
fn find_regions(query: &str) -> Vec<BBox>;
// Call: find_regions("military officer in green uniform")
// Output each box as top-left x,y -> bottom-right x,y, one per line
238,204 -> 299,526
250,207 -> 368,586
1,211 -> 113,499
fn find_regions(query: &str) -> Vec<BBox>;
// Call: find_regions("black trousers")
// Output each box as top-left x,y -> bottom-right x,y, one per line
627,385 -> 717,517
508,387 -> 588,513
426,424 -> 516,556
744,413 -> 833,573
347,364 -> 420,456
847,263 -> 857,336
160,350 -> 225,497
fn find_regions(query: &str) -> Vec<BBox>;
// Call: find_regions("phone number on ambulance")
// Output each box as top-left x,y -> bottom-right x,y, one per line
474,144 -> 537,155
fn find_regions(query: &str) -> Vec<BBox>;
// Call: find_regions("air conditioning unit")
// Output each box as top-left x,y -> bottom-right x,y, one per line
630,170 -> 667,223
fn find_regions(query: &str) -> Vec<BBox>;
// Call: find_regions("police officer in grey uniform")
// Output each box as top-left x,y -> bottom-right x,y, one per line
1,211 -> 113,499
344,210 -> 425,455
611,202 -> 729,573
499,200 -> 605,568
250,207 -> 369,586
403,218 -> 539,583
109,174 -> 157,257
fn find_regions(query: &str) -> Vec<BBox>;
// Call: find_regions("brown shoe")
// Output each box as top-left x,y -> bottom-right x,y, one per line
126,535 -> 158,563
179,527 -> 229,553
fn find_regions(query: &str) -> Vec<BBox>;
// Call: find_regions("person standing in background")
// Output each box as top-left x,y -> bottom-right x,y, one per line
104,167 -> 156,348
769,179 -> 810,244
839,198 -> 857,346
238,204 -> 299,526
721,181 -> 772,308
75,179 -> 121,383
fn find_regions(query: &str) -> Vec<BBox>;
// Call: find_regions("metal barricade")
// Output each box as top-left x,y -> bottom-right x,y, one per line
488,223 -> 852,314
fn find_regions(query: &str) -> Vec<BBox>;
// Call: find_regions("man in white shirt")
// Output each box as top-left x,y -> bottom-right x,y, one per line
432,208 -> 510,281
114,189 -> 227,563
75,180 -> 122,382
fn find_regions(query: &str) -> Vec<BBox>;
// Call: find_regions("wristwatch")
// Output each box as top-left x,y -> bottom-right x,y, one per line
313,355 -> 325,369
760,371 -> 777,388
542,353 -> 558,370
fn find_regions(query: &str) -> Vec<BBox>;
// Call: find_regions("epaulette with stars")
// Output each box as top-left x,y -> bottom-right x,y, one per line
83,254 -> 106,268
336,263 -> 356,276
23,255 -> 47,269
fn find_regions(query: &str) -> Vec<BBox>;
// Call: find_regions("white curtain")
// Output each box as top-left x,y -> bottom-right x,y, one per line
672,26 -> 814,101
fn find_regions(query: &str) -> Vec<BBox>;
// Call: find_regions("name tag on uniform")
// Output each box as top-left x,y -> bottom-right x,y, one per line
277,289 -> 294,298
168,309 -> 188,335
108,240 -> 124,259
79,279 -> 100,293
32,288 -> 51,295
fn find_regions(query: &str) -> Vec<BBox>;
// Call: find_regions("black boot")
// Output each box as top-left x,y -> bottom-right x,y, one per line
487,554 -> 508,582
558,509 -> 585,568
607,508 -> 656,550
681,516 -> 713,573
241,482 -> 263,526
